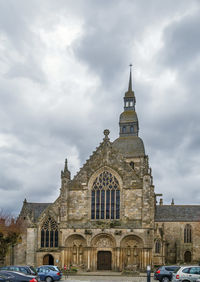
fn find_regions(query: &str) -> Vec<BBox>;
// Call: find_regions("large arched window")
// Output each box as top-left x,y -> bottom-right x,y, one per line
91,171 -> 120,220
184,224 -> 192,243
41,217 -> 58,248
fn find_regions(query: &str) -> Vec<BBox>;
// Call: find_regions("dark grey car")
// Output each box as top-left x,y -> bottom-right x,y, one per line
154,265 -> 180,282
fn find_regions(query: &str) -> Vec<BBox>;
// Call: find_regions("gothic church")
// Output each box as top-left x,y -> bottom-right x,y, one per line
11,69 -> 200,271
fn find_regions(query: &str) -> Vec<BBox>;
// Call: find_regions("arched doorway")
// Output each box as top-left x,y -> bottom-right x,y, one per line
43,254 -> 54,265
97,251 -> 112,270
120,235 -> 143,270
184,251 -> 192,263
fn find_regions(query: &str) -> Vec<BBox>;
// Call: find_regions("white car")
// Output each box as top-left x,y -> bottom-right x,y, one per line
172,265 -> 200,281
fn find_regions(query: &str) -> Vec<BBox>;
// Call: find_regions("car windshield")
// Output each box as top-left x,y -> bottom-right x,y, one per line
174,267 -> 181,273
29,266 -> 37,275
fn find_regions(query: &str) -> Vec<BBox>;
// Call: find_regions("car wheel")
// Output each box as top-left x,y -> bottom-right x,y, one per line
45,276 -> 53,282
162,277 -> 169,282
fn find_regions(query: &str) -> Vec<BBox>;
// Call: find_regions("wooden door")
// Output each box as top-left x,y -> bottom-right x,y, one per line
97,251 -> 111,270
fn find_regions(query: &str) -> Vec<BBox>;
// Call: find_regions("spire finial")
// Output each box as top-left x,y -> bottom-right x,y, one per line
128,64 -> 132,91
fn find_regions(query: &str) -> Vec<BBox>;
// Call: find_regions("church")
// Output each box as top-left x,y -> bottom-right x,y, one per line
10,69 -> 200,271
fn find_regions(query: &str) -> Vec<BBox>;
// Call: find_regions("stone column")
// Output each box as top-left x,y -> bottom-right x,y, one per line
116,247 -> 120,271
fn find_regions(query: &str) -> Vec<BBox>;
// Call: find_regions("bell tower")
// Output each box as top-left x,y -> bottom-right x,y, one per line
119,65 -> 139,137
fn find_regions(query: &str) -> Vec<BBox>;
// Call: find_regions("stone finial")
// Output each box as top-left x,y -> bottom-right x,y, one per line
23,198 -> 27,204
171,198 -> 174,205
103,129 -> 110,140
159,198 -> 163,206
61,158 -> 71,180
64,158 -> 68,172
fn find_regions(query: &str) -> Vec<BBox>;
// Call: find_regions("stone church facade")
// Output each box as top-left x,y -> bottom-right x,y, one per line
10,70 -> 200,271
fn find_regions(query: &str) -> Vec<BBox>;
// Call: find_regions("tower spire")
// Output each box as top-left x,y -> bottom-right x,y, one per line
118,65 -> 139,137
128,64 -> 132,91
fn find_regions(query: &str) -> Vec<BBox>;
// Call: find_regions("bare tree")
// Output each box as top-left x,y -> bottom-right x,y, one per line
0,210 -> 22,265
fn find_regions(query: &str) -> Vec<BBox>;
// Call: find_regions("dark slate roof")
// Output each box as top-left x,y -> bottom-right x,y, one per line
112,136 -> 145,157
155,205 -> 200,222
20,202 -> 51,222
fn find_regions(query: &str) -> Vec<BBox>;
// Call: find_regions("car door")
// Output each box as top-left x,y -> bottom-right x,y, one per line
38,267 -> 46,281
188,267 -> 200,281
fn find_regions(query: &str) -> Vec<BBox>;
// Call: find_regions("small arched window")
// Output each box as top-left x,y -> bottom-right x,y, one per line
155,240 -> 161,254
91,171 -> 120,220
184,224 -> 192,243
130,161 -> 134,169
41,217 -> 58,248
130,101 -> 133,107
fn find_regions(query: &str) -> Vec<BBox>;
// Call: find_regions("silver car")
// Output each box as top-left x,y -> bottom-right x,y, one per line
172,266 -> 200,281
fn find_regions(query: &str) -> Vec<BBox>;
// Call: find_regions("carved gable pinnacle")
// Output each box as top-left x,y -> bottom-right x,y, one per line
61,158 -> 71,180
103,129 -> 110,141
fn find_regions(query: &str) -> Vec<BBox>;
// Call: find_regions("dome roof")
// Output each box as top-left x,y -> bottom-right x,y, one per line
120,110 -> 138,123
112,136 -> 145,157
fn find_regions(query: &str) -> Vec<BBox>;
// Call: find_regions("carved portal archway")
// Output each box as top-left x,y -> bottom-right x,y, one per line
65,234 -> 87,268
120,235 -> 144,271
91,233 -> 116,271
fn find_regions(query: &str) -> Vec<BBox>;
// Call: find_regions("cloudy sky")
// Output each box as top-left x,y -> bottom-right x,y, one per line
0,0 -> 200,215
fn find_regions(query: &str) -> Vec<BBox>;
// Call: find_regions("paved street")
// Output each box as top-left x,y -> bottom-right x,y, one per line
62,275 -> 149,281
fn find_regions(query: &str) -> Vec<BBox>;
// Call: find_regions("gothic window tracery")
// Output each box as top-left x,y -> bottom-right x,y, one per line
41,217 -> 58,248
91,171 -> 120,220
184,224 -> 192,243
155,239 -> 161,254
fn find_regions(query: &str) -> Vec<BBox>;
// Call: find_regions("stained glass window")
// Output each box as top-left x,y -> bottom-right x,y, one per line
41,217 -> 58,248
91,171 -> 120,220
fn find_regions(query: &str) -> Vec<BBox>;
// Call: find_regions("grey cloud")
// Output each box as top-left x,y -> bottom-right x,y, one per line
158,8 -> 200,70
0,0 -> 200,216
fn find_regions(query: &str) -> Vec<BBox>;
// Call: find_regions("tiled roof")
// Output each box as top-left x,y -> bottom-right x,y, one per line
19,202 -> 51,222
155,205 -> 200,222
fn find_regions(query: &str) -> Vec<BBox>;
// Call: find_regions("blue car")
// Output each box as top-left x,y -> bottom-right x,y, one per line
36,266 -> 61,282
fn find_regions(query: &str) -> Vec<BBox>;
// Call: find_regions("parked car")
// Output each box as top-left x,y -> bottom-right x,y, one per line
0,272 -> 13,282
36,266 -> 61,282
0,266 -> 37,276
37,266 -> 62,278
172,266 -> 200,281
154,265 -> 180,282
0,270 -> 38,282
